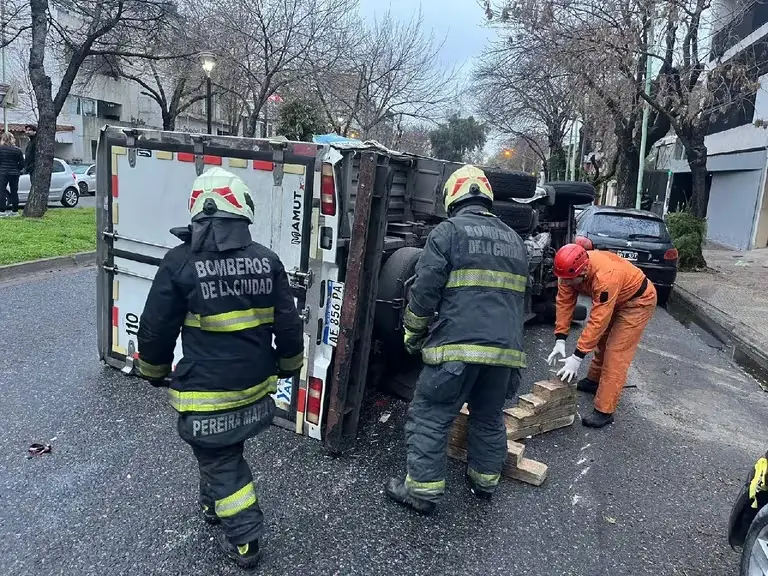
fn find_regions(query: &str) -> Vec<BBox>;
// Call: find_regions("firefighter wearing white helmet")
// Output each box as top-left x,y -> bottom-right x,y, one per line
386,164 -> 528,514
136,167 -> 303,568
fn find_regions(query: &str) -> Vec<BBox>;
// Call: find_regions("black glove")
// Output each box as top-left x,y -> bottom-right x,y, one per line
277,369 -> 295,380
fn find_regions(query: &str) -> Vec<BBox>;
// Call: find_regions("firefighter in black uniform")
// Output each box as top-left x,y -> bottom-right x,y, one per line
386,165 -> 528,514
136,167 -> 304,569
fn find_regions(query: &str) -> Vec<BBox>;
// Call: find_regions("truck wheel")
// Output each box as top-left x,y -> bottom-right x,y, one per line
546,181 -> 596,205
494,200 -> 536,237
484,169 -> 537,200
740,504 -> 768,576
374,247 -> 423,359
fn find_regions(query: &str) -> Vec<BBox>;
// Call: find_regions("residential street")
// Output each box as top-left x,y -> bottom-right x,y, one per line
1,268 -> 767,576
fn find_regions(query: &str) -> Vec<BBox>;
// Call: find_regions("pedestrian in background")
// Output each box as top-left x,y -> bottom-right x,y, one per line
0,132 -> 24,217
23,124 -> 37,177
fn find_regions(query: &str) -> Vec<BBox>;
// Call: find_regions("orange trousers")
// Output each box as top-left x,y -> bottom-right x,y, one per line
586,283 -> 657,414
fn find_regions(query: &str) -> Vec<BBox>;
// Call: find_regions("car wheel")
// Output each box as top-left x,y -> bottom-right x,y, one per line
740,504 -> 768,576
656,286 -> 672,307
77,181 -> 88,196
547,181 -> 597,205
61,187 -> 79,208
484,169 -> 537,200
494,200 -> 536,236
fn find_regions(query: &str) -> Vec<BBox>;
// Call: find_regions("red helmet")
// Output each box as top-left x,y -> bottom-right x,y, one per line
554,244 -> 589,279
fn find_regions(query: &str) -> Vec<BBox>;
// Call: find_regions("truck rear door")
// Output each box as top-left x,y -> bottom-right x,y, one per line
95,127 -> 324,435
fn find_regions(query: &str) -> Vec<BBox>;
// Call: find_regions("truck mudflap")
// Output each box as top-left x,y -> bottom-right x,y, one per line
95,126 -> 332,438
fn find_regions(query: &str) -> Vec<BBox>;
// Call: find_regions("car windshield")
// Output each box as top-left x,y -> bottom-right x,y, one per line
590,213 -> 670,241
71,165 -> 88,174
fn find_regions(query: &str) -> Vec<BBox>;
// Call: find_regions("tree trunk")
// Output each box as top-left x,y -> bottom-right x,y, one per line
614,124 -> 638,208
547,144 -> 567,181
685,136 -> 709,218
245,110 -> 258,137
162,110 -> 175,131
25,0 -> 54,218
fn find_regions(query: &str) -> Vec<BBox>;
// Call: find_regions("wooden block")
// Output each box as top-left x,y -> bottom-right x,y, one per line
505,406 -> 534,421
507,439 -> 525,464
505,404 -> 575,430
505,457 -> 548,486
507,414 -> 576,441
519,393 -> 547,413
532,380 -> 576,401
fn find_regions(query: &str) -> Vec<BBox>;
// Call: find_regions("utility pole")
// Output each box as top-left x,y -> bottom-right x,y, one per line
636,15 -> 654,209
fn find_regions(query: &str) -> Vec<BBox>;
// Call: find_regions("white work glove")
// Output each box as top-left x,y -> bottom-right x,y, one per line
556,355 -> 582,383
547,340 -> 566,366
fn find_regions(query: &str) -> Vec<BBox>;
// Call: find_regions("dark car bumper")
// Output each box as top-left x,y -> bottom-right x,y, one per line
636,262 -> 677,289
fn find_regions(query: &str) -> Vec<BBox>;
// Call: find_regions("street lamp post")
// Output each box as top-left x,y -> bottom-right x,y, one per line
200,52 -> 216,135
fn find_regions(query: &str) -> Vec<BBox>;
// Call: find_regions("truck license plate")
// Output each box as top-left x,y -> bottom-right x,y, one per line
616,250 -> 638,261
323,281 -> 344,347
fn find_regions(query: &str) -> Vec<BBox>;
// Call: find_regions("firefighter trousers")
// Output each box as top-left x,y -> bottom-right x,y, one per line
405,361 -> 515,503
192,442 -> 265,545
586,283 -> 657,414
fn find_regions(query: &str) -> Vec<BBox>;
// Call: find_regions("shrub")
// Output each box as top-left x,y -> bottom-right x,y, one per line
665,210 -> 707,270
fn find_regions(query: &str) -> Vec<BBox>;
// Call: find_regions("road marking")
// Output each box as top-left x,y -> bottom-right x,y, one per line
638,345 -> 748,382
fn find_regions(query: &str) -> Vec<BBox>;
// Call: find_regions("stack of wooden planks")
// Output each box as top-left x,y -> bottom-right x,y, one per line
447,379 -> 577,487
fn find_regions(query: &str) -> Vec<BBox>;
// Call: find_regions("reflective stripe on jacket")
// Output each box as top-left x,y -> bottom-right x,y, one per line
403,205 -> 528,368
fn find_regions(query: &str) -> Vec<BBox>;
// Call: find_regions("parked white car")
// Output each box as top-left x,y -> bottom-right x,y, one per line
72,163 -> 96,196
18,158 -> 81,208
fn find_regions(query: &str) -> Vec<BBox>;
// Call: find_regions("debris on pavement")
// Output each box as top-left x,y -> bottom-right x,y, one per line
379,412 -> 391,423
27,443 -> 52,458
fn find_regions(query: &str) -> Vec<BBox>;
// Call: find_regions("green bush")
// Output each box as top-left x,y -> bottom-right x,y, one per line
665,211 -> 707,270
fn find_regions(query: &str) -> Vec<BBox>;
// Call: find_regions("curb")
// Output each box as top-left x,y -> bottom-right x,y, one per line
670,283 -> 768,377
0,251 -> 96,281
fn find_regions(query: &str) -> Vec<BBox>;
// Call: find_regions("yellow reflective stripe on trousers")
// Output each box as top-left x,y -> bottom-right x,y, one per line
445,269 -> 526,292
468,468 -> 501,489
184,307 -> 274,332
403,306 -> 431,331
422,344 -> 527,368
215,482 -> 258,518
168,376 -> 277,413
138,359 -> 171,379
405,474 -> 445,496
278,351 -> 304,371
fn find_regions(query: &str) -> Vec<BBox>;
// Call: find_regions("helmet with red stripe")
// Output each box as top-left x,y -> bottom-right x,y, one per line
443,165 -> 494,215
189,167 -> 255,223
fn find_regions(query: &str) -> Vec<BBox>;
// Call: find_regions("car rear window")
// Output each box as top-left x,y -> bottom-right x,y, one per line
590,213 -> 670,241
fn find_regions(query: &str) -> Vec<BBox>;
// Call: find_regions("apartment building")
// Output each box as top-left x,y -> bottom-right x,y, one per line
652,0 -> 768,250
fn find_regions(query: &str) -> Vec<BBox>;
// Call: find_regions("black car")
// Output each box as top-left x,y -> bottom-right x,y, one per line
574,206 -> 678,305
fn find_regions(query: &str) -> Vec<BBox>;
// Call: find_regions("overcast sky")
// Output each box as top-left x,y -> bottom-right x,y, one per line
358,0 -> 495,76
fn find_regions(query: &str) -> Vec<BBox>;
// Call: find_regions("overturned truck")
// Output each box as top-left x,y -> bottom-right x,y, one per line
95,127 -> 594,454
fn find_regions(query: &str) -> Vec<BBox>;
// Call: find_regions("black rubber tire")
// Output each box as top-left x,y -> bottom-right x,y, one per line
740,505 -> 768,575
77,181 -> 88,196
546,181 -> 596,205
494,200 -> 535,236
374,247 -> 423,356
484,168 -> 537,200
656,286 -> 672,307
61,187 -> 79,208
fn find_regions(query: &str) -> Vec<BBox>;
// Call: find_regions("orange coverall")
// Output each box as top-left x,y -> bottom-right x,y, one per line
554,250 -> 657,414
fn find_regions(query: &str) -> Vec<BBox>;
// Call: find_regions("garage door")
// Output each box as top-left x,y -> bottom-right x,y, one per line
707,170 -> 761,250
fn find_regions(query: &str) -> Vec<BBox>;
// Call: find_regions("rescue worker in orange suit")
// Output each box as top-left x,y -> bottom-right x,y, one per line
386,165 -> 528,514
135,167 -> 303,569
547,244 -> 657,428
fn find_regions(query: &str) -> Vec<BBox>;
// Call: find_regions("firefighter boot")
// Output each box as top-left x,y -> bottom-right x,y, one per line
385,477 -> 436,515
216,532 -> 261,570
199,501 -> 219,526
582,408 -> 614,428
466,473 -> 494,500
576,377 -> 599,394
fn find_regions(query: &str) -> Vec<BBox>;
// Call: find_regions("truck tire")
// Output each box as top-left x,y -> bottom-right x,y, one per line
494,200 -> 536,236
484,169 -> 537,200
546,181 -> 596,205
374,247 -> 423,358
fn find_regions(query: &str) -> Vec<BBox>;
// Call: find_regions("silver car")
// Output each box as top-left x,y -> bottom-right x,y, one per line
18,158 -> 81,208
72,163 -> 96,196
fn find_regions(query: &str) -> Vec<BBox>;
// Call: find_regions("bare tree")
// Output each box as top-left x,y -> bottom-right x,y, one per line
23,0 -> 178,217
313,10 -> 459,140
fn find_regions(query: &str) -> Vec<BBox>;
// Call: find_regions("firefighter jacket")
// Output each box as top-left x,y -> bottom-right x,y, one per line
137,219 -> 304,423
554,249 -> 649,357
402,205 -> 528,368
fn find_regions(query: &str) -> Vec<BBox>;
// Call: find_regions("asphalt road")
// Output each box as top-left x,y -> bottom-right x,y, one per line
1,269 -> 767,576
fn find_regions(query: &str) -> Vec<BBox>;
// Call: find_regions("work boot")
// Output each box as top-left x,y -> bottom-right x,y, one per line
582,409 -> 614,428
199,501 -> 219,525
385,477 -> 436,515
216,532 -> 261,570
576,377 -> 599,394
466,473 -> 494,500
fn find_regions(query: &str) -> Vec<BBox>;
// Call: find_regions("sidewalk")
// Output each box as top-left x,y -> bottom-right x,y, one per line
671,246 -> 768,378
